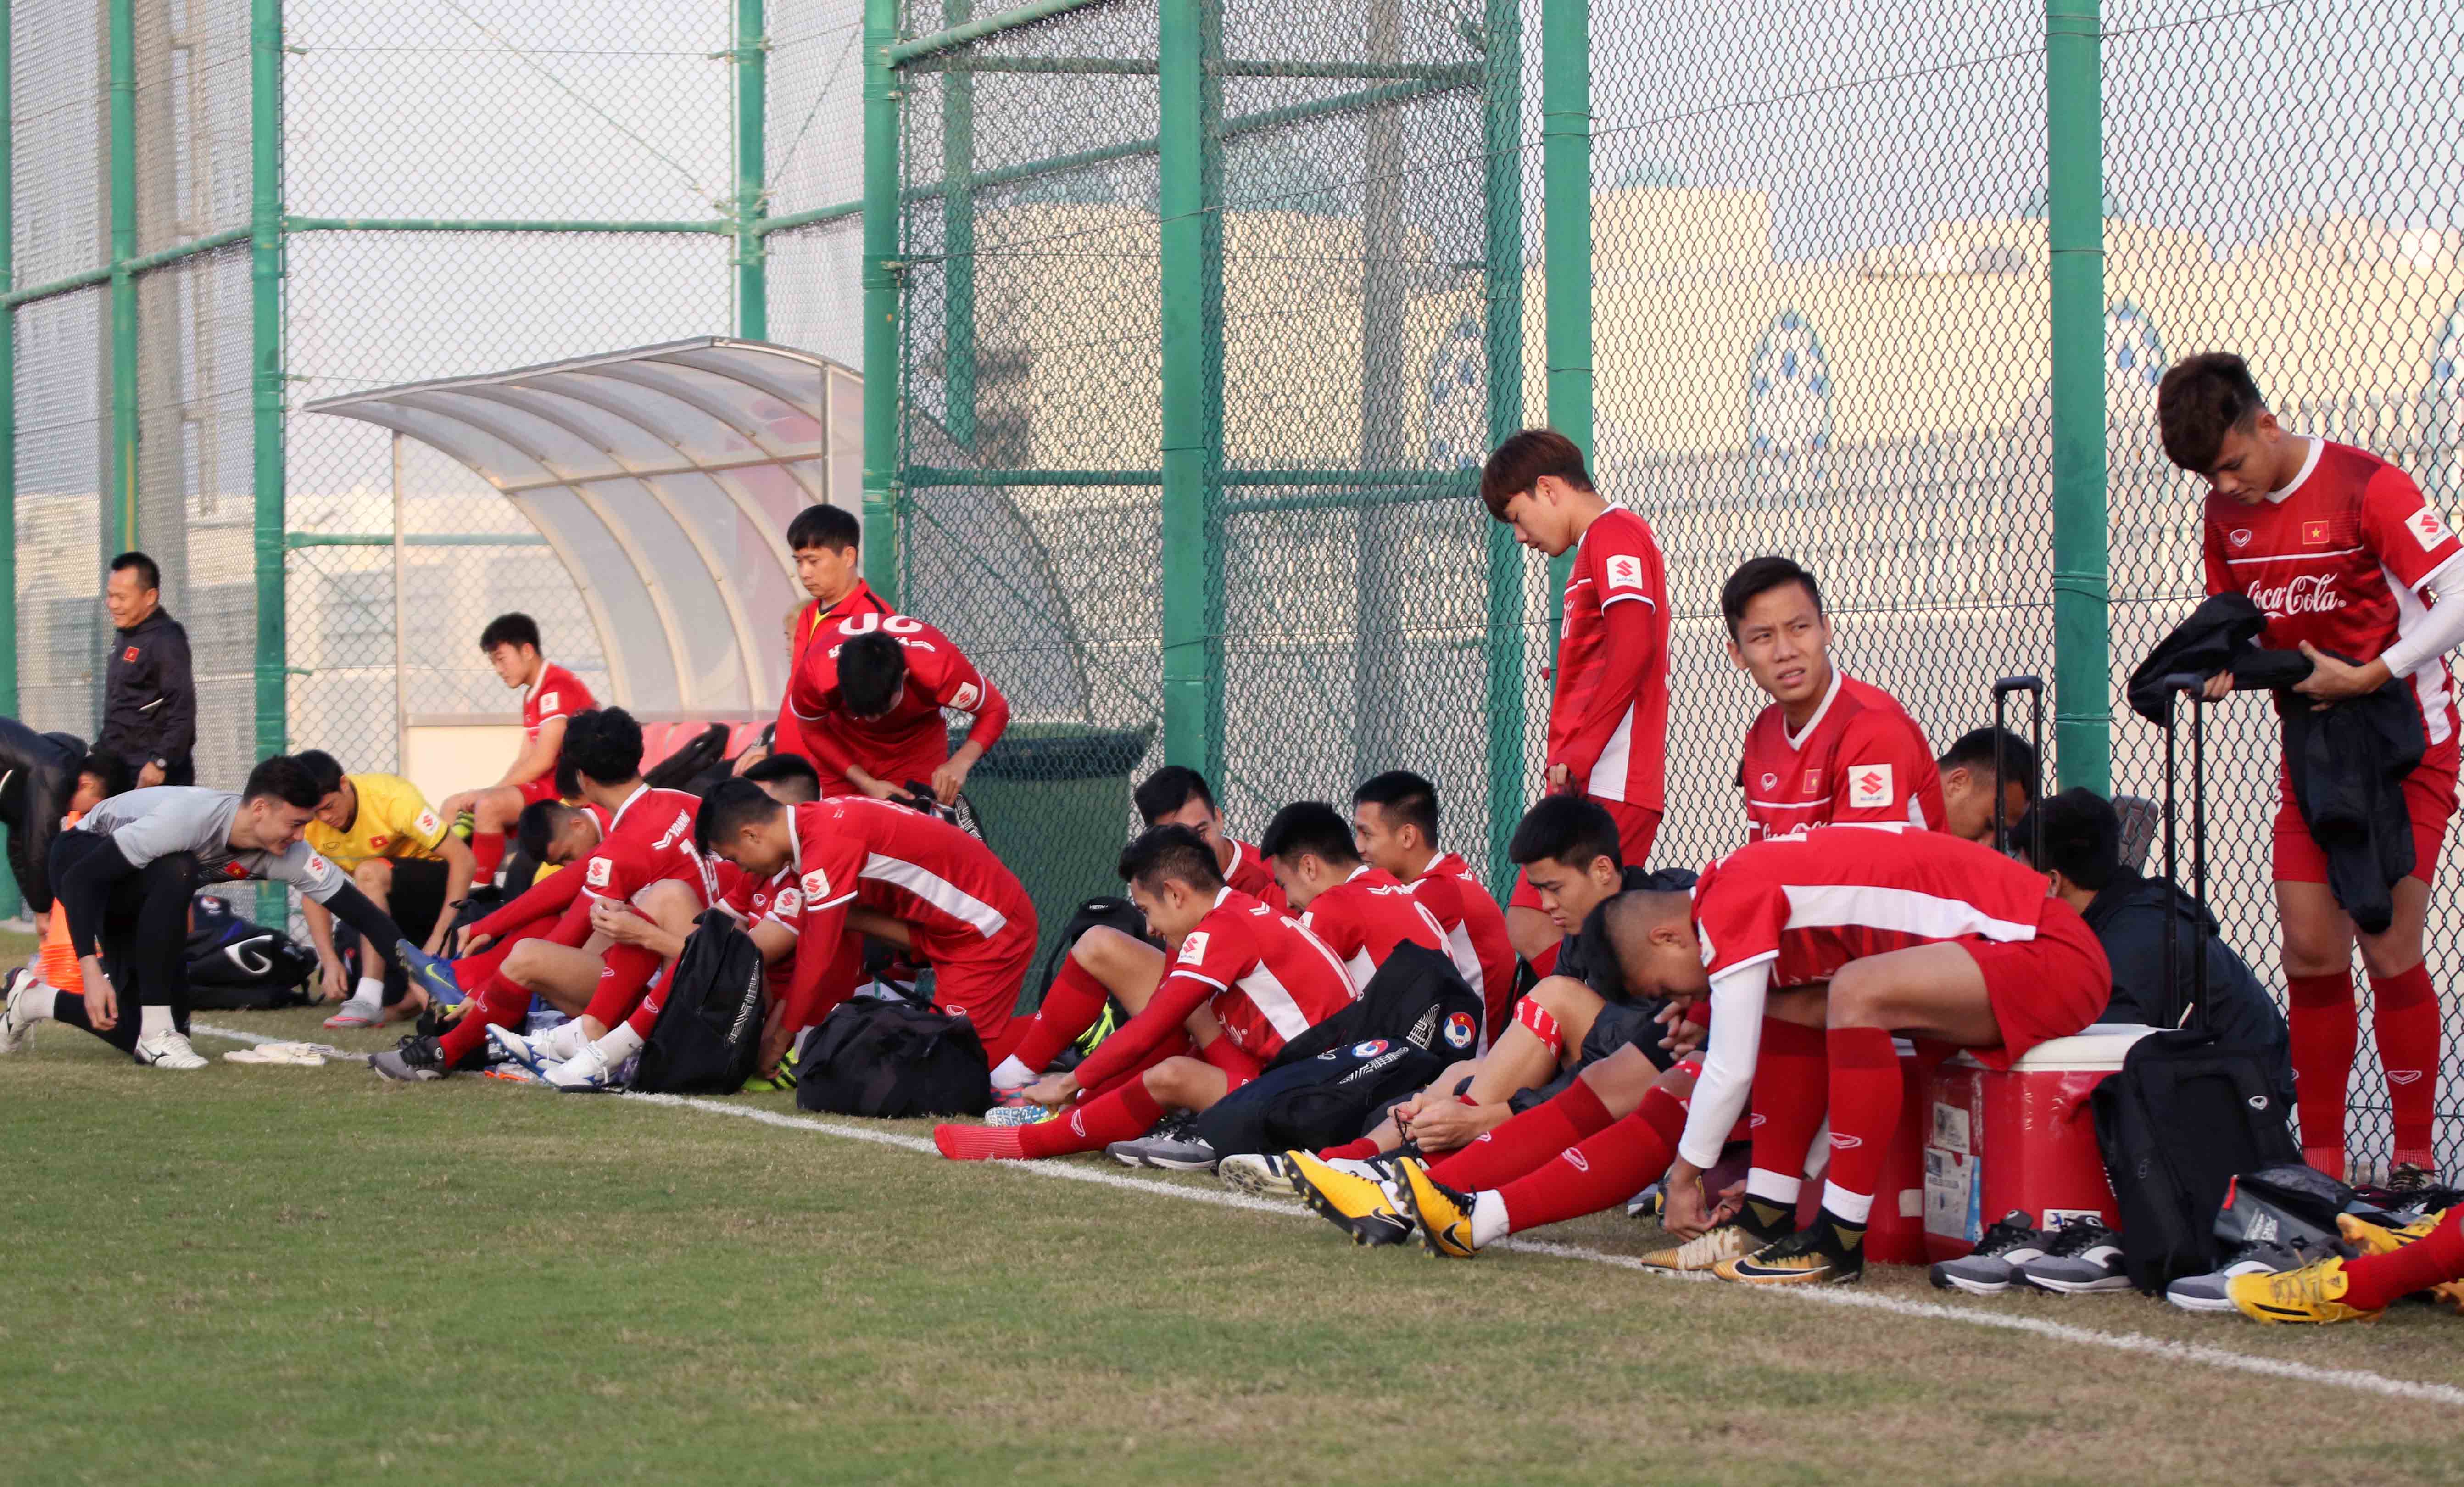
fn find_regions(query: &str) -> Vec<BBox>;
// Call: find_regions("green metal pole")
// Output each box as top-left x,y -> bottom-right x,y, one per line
735,0 -> 768,340
1196,0 -> 1225,776
108,0 -> 136,555
2047,0 -> 2108,793
1540,0 -> 1589,647
0,0 -> 17,920
1481,0 -> 1526,894
1158,0 -> 1221,779
861,0 -> 902,603
251,0 -> 286,771
942,0 -> 976,452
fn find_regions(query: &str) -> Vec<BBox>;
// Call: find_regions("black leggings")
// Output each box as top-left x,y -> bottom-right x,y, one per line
46,835 -> 196,1054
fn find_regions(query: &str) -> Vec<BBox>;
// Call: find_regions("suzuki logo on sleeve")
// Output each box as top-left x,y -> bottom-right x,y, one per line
1605,553 -> 1645,590
798,868 -> 830,903
1177,931 -> 1210,965
1848,765 -> 1893,810
2408,505 -> 2454,551
537,691 -> 558,712
948,682 -> 981,712
586,858 -> 613,889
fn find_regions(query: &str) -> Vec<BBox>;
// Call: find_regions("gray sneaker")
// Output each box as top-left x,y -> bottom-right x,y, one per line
2166,1181 -> 2341,1312
1928,1210 -> 2049,1296
2017,1216 -> 2131,1294
1106,1131 -> 1220,1172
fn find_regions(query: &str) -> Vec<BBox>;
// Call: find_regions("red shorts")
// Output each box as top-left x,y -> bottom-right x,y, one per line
1956,896 -> 2112,1072
515,774 -> 563,807
2272,752 -> 2457,887
930,927 -> 1038,1065
1510,799 -> 1662,911
1200,1035 -> 1263,1091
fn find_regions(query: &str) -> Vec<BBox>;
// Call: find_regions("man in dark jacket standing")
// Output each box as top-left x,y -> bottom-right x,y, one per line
98,552 -> 196,789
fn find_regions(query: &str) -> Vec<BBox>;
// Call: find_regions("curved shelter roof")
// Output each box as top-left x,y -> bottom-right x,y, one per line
307,339 -> 861,714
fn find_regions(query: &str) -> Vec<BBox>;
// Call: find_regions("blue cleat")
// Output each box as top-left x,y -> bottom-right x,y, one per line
396,940 -> 464,1015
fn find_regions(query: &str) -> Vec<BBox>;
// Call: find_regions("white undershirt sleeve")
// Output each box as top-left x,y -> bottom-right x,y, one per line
2380,555 -> 2464,678
1676,960 -> 1773,1170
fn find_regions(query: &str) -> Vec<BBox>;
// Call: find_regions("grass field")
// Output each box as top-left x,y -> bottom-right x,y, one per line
6,931 -> 2464,1485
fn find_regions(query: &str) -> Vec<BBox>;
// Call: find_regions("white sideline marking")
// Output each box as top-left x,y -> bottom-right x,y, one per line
193,1021 -> 2464,1408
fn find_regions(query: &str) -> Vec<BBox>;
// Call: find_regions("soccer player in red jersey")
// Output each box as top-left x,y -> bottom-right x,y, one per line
694,777 -> 1040,1078
1621,824 -> 2108,1284
931,825 -> 1355,1162
437,613 -> 596,885
2163,352 -> 2464,1184
1133,765 -> 1284,906
782,619 -> 1009,806
782,503 -> 894,670
1480,429 -> 1671,965
1723,557 -> 1944,840
1258,800 -> 1449,990
1350,771 -> 1516,1046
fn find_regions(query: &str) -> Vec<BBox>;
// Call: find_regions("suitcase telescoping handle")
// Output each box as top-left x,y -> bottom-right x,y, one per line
1991,675 -> 2046,862
2152,672 -> 2213,1031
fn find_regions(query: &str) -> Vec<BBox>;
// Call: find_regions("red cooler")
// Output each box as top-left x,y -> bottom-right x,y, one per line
1922,1025 -> 2154,1263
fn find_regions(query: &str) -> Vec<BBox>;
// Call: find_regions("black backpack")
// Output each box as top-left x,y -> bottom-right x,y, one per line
2090,1027 -> 2301,1293
631,911 -> 769,1094
184,898 -> 318,1010
644,724 -> 733,794
795,997 -> 992,1118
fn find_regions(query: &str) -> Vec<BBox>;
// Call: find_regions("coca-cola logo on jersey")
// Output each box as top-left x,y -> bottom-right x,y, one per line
2247,572 -> 2341,617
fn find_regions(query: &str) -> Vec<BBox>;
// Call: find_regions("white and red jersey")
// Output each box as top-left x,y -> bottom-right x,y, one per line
1407,852 -> 1517,1046
1068,888 -> 1354,1090
2203,437 -> 2464,754
1736,670 -> 1943,840
522,662 -> 594,749
764,796 -> 1035,1027
579,784 -> 703,905
783,610 -> 1010,795
1549,505 -> 1670,811
711,860 -> 792,925
1691,823 -> 2052,988
1299,865 -> 1447,991
1221,836 -> 1288,911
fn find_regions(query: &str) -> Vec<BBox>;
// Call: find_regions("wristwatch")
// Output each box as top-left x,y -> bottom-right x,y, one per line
151,756 -> 169,771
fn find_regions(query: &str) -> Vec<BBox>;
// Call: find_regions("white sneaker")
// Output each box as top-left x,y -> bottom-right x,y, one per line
536,1020 -> 589,1063
134,1029 -> 209,1070
1217,1152 -> 1299,1201
542,1044 -> 616,1092
321,999 -> 384,1030
0,969 -> 44,1054
485,1023 -> 554,1076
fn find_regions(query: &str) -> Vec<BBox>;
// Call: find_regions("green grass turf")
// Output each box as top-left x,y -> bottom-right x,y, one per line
4,977 -> 2464,1484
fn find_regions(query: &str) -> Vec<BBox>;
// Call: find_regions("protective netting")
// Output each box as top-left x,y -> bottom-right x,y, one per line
10,288 -> 107,738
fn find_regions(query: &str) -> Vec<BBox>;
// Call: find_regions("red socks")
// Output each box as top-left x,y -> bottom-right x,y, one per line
1317,1136 -> 1383,1162
1425,1077 -> 1616,1191
1746,1017 -> 1829,1202
1818,1026 -> 1900,1225
2369,964 -> 2442,1170
1015,1079 -> 1166,1159
2341,1207 -> 2464,1311
471,831 -> 506,882
438,973 -> 532,1062
583,943 -> 666,1028
1006,959 -> 1110,1076
1493,1085 -> 1685,1234
2286,972 -> 2357,1179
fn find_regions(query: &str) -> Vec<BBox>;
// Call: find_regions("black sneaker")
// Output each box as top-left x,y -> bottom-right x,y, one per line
1712,1220 -> 1864,1286
2016,1216 -> 2130,1294
1929,1210 -> 2048,1295
372,1034 -> 452,1083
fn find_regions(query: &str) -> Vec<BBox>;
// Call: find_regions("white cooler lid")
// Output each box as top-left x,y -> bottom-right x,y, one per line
1947,1023 -> 2159,1073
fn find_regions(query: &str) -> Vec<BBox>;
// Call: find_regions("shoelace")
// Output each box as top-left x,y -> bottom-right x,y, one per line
1973,1218 -> 2041,1257
2263,1263 -> 2339,1306
2040,1219 -> 2113,1258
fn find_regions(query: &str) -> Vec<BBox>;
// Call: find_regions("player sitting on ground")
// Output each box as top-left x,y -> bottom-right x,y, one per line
1137,765 -> 1286,906
1258,799 -> 1450,990
436,613 -> 594,887
504,754 -> 825,1091
292,750 -> 477,1029
932,825 -> 1353,1163
1723,556 -> 1943,839
1934,726 -> 2037,848
694,775 -> 1042,1084
2,753 -> 128,1024
375,708 -> 701,1083
1349,771 -> 1516,1045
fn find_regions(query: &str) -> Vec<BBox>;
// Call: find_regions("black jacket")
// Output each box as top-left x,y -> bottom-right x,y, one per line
0,718 -> 85,912
1509,865 -> 1699,1112
2128,593 -> 2423,934
2079,867 -> 2294,1107
97,608 -> 196,783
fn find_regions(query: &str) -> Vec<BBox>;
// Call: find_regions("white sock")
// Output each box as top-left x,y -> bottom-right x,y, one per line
9,979 -> 56,1025
353,975 -> 385,1007
139,1004 -> 175,1040
591,1022 -> 645,1065
1820,1182 -> 1875,1226
544,1021 -> 587,1060
1745,1169 -> 1801,1207
1469,1190 -> 1511,1249
990,1054 -> 1037,1089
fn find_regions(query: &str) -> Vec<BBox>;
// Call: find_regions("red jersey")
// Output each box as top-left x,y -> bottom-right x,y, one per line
1408,852 -> 1517,1045
711,860 -> 796,988
1549,505 -> 1670,810
1300,865 -> 1446,991
1692,824 -> 2054,988
1736,671 -> 1943,840
1070,888 -> 1354,1089
2202,437 -> 2464,753
579,784 -> 703,905
764,797 -> 1036,1029
784,611 -> 1011,796
776,580 -> 898,766
522,663 -> 593,750
1222,836 -> 1288,911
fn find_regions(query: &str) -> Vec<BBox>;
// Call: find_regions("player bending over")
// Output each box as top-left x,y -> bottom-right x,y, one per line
932,825 -> 1353,1162
1350,771 -> 1516,1047
436,613 -> 595,886
1258,800 -> 1451,989
1,752 -> 128,1034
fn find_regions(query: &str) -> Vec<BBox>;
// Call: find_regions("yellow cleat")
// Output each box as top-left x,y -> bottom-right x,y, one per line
1641,1218 -> 1768,1274
1394,1159 -> 1480,1258
2337,1210 -> 2441,1257
1285,1151 -> 1411,1247
1711,1223 -> 1862,1286
2229,1257 -> 2381,1325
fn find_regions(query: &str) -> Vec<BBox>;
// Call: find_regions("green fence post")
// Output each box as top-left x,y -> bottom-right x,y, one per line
1481,0 -> 1526,893
941,0 -> 976,452
735,0 -> 768,340
862,0 -> 903,603
251,0 -> 285,773
2047,0 -> 2109,792
1159,0 -> 1221,779
0,0 -> 17,921
108,0 -> 136,554
1539,0 -> 1589,626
